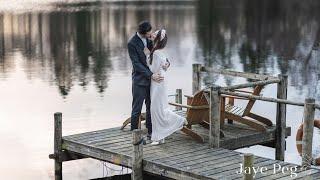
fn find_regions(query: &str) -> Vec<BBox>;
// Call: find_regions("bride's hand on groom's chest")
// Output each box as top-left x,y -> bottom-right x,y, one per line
143,47 -> 150,56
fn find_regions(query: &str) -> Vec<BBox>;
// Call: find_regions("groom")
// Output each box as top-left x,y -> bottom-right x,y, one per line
128,21 -> 164,137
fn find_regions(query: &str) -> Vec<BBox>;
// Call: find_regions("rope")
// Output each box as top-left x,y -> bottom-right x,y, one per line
301,153 -> 314,168
101,161 -> 128,177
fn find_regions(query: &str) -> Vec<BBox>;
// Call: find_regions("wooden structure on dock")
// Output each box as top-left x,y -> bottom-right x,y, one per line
192,64 -> 290,160
49,121 -> 320,179
50,123 -> 320,180
49,63 -> 320,179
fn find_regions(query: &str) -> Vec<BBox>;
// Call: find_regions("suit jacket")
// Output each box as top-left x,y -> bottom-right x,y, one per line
128,33 -> 154,86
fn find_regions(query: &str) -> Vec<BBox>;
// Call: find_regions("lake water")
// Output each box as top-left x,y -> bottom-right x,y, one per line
0,0 -> 320,179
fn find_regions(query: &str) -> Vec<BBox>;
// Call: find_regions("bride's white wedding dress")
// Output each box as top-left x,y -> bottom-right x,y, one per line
147,50 -> 186,142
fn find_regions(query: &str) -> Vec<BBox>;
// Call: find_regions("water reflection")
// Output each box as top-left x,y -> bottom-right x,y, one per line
197,0 -> 320,96
0,2 -> 197,179
0,1 -> 319,96
0,1 -> 196,97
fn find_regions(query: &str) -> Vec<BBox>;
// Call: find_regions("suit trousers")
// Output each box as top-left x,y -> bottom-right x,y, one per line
131,83 -> 152,134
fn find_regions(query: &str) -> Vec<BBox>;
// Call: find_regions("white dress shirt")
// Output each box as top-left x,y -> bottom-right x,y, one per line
137,32 -> 147,47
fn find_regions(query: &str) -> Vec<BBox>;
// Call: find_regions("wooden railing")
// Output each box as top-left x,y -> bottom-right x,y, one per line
190,63 -> 319,169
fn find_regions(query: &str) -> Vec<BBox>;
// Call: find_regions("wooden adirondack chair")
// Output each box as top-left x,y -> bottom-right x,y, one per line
183,85 -> 273,132
120,86 -> 271,142
169,90 -> 225,143
121,90 -> 218,143
221,85 -> 273,131
120,113 -> 144,130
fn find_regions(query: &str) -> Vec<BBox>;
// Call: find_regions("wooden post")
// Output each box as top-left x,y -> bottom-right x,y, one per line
227,91 -> 234,124
175,89 -> 182,111
220,96 -> 225,128
132,129 -> 143,180
302,98 -> 315,169
243,153 -> 254,180
209,86 -> 220,148
275,74 -> 288,161
54,112 -> 62,180
192,64 -> 202,94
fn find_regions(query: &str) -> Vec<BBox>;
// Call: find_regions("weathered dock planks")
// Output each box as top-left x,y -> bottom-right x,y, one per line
57,125 -> 319,180
160,112 -> 291,150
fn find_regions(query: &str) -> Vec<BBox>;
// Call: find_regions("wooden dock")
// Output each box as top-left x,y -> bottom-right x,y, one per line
49,64 -> 320,179
55,125 -> 320,179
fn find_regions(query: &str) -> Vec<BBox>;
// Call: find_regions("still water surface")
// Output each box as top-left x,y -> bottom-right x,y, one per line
0,0 -> 320,179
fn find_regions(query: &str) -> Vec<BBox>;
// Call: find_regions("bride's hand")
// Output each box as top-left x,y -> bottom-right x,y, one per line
144,47 -> 150,56
161,58 -> 170,71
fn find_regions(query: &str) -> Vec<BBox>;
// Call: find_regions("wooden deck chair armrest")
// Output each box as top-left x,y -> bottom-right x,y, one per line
233,89 -> 254,94
221,95 -> 249,101
184,95 -> 194,98
168,102 -> 209,109
169,102 -> 189,109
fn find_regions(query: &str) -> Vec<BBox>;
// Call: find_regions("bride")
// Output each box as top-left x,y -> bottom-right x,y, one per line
145,29 -> 187,145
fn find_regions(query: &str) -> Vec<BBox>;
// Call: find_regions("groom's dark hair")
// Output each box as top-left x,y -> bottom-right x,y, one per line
138,21 -> 152,35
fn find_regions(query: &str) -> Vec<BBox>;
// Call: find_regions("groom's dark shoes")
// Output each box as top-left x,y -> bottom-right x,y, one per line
147,133 -> 152,140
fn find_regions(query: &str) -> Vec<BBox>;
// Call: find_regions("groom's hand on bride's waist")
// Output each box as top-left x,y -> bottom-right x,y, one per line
151,73 -> 164,83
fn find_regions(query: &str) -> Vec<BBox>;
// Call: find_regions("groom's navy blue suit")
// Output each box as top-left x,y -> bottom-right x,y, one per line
128,33 -> 153,134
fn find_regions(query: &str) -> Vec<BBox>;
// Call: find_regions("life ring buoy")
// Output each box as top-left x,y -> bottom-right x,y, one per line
296,119 -> 320,166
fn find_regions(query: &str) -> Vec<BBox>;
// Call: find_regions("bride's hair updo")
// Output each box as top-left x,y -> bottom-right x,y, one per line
149,29 -> 167,65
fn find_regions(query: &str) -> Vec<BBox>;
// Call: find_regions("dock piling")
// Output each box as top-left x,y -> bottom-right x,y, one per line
243,153 -> 254,180
209,85 -> 221,148
192,64 -> 202,94
302,98 -> 316,169
275,74 -> 288,161
132,129 -> 143,180
54,112 -> 62,180
175,89 -> 182,111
